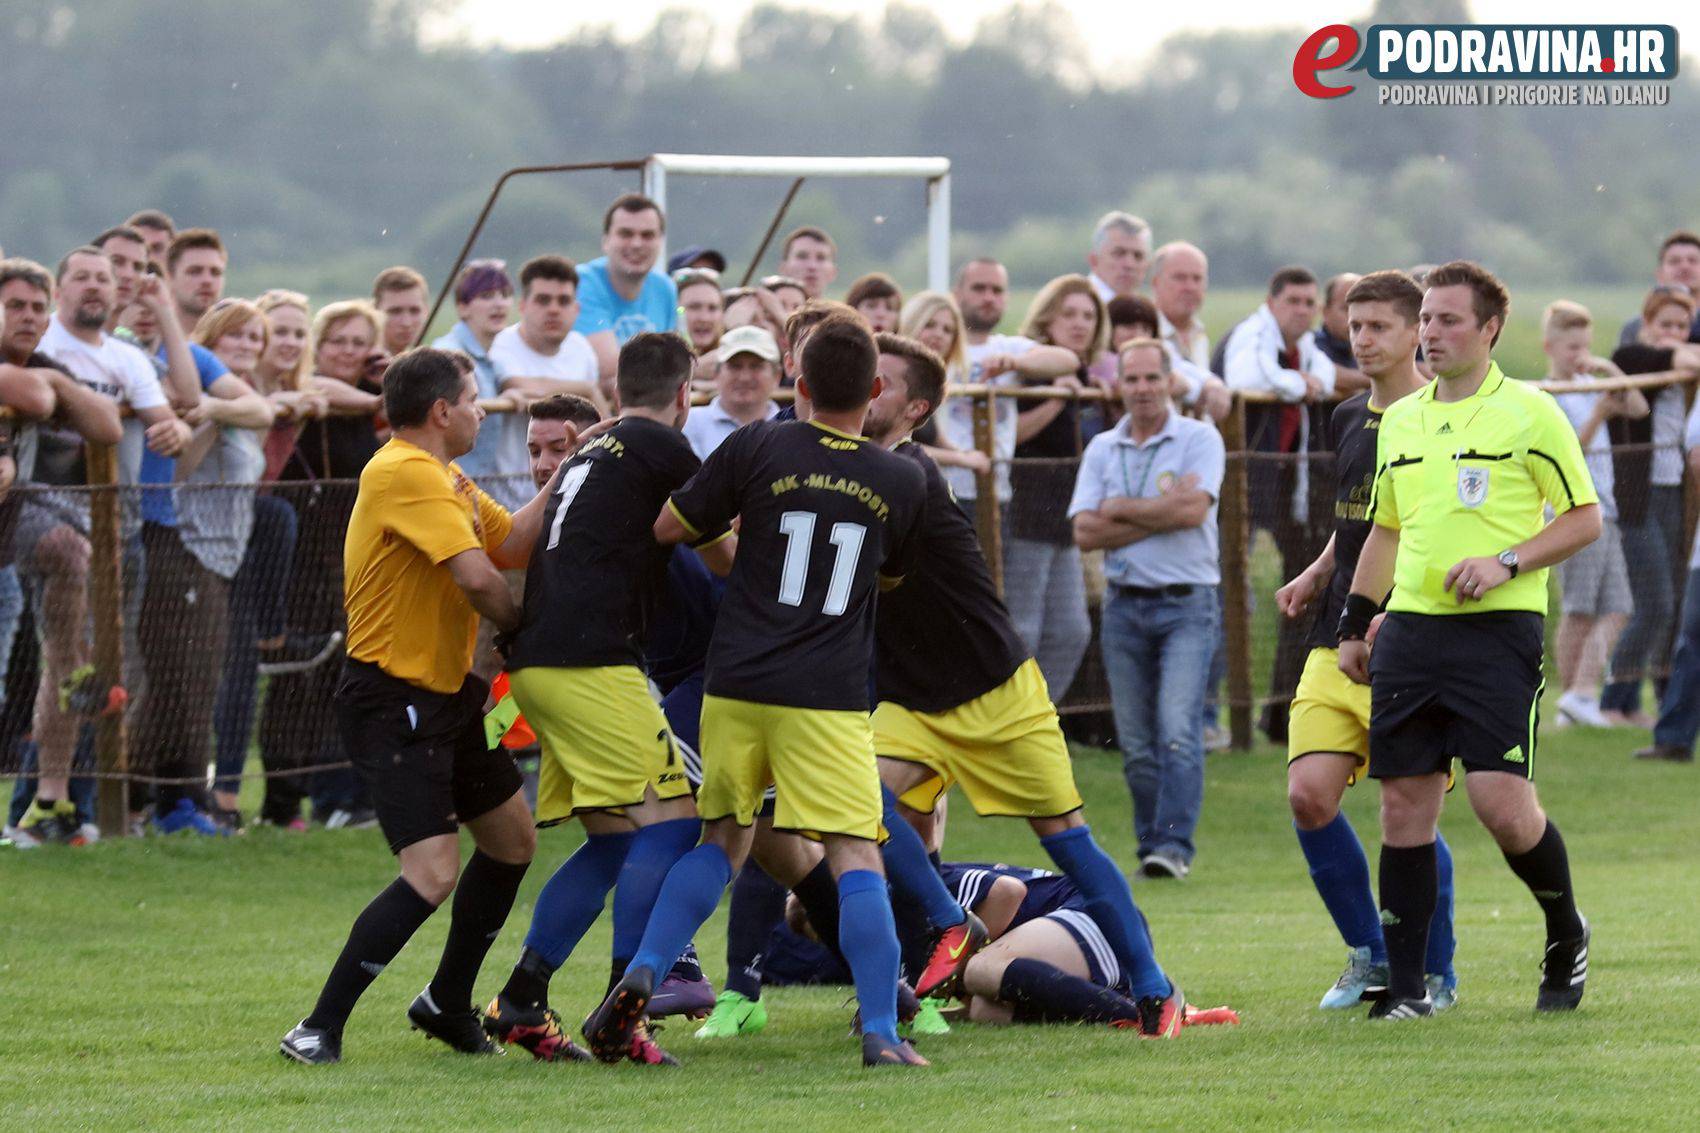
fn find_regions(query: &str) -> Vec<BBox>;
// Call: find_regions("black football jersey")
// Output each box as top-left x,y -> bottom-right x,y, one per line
669,418 -> 926,711
1307,392 -> 1382,651
506,417 -> 723,670
875,440 -> 1029,712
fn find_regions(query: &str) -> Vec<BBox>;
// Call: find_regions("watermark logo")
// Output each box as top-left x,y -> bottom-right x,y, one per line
1295,23 -> 1680,104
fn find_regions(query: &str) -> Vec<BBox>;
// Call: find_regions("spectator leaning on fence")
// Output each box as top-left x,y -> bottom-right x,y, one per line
1219,265 -> 1337,743
1006,275 -> 1105,703
1085,211 -> 1151,304
373,266 -> 430,358
1069,337 -> 1225,880
682,325 -> 783,460
91,225 -> 150,336
939,259 -> 1077,514
674,267 -> 725,373
1544,300 -> 1643,730
777,225 -> 838,301
1599,285 -> 1700,725
11,249 -> 174,847
577,193 -> 678,393
432,259 -> 526,510
899,290 -> 986,478
1634,383 -> 1700,765
1148,242 -> 1230,422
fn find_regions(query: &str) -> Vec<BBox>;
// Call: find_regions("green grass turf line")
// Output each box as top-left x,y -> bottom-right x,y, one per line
2,730 -> 1695,1130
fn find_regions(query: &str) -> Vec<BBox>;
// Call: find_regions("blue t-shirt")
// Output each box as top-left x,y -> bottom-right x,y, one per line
139,340 -> 227,527
576,257 -> 677,343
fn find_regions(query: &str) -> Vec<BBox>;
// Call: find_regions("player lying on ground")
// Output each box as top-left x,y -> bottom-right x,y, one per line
1274,271 -> 1460,1010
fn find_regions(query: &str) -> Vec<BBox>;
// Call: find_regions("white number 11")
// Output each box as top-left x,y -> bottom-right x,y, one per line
777,510 -> 866,616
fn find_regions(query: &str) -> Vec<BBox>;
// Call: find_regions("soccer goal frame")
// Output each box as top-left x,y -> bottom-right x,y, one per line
422,153 -> 952,340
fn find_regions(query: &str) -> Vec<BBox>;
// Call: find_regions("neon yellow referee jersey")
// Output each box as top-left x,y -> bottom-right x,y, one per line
1368,363 -> 1596,616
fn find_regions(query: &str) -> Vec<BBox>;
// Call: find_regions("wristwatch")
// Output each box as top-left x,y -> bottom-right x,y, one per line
1497,549 -> 1520,578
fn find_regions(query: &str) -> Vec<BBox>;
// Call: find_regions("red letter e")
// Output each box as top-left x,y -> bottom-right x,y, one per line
1294,24 -> 1361,99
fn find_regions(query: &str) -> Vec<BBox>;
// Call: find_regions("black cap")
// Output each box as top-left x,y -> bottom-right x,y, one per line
667,245 -> 727,274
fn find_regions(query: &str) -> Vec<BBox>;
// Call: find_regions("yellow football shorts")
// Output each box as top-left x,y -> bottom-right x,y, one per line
697,694 -> 883,841
1287,647 -> 1371,782
877,659 -> 1084,819
509,665 -> 690,825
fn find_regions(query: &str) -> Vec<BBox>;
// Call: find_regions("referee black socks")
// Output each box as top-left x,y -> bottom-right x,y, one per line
1503,820 -> 1584,942
1378,842 -> 1437,1002
429,851 -> 530,1014
304,876 -> 439,1034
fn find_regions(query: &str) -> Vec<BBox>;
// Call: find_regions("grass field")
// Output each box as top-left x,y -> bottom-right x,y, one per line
3,730 -> 1696,1131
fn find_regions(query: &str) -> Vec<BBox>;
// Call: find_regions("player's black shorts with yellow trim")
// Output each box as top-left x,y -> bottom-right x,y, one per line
1368,611 -> 1545,780
335,659 -> 523,855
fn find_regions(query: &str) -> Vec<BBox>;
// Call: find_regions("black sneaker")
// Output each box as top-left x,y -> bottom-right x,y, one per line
1367,993 -> 1434,1021
407,987 -> 500,1054
582,968 -> 655,1064
280,1021 -> 342,1065
1537,918 -> 1590,1012
483,993 -> 592,1062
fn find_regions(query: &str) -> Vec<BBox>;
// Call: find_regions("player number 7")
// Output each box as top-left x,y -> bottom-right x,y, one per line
544,462 -> 593,551
777,510 -> 866,617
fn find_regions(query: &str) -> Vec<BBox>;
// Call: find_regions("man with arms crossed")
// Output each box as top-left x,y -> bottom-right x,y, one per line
281,348 -> 559,1064
1275,271 -> 1457,1010
1339,262 -> 1597,1019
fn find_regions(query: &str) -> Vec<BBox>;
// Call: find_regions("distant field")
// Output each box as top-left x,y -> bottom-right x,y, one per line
3,731 -> 1695,1130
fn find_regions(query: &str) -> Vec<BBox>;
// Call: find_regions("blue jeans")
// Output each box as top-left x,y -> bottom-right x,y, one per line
1652,568 -> 1700,752
212,496 -> 298,793
1100,585 -> 1218,865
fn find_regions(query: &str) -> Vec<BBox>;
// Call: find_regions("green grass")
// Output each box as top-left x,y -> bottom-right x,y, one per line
3,732 -> 1696,1131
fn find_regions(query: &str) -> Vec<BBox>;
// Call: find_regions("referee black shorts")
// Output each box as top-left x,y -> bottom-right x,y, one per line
335,659 -> 523,854
1367,611 -> 1545,781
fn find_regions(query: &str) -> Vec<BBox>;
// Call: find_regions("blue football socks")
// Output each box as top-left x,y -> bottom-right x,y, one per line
610,817 -> 701,964
523,829 -> 634,968
625,843 -> 734,982
880,785 -> 964,930
1295,812 -> 1387,964
1040,824 -> 1169,999
836,869 -> 902,1045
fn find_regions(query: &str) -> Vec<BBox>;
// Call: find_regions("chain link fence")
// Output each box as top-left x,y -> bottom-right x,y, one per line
3,375 -> 1694,836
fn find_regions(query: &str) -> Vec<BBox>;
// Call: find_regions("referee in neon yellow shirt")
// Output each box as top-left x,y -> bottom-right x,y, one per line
1338,261 -> 1600,1020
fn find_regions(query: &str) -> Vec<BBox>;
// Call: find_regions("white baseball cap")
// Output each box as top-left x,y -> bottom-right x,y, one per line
717,324 -> 781,365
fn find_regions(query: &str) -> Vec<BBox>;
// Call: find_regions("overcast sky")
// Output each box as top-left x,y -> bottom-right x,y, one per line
430,1 -> 1699,74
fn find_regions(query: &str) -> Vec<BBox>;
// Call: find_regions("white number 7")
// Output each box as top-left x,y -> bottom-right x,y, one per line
544,462 -> 593,550
777,510 -> 867,616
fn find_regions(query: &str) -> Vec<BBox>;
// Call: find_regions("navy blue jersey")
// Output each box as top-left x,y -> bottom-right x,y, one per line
941,862 -> 1084,927
646,547 -> 724,695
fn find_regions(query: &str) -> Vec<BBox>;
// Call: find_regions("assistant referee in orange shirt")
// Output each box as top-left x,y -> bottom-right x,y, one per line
282,348 -> 558,1065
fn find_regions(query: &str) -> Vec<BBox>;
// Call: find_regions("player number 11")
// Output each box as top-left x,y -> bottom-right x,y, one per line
777,510 -> 866,616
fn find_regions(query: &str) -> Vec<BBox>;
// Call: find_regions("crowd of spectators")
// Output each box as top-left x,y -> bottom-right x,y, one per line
2,194 -> 1697,852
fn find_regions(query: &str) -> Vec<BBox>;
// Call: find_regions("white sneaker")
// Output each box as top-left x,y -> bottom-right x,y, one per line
1202,725 -> 1231,753
1556,690 -> 1609,728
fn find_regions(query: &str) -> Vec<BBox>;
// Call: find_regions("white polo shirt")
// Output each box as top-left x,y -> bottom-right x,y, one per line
682,396 -> 780,460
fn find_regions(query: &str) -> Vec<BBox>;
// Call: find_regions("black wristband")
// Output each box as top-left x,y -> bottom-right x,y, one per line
1336,593 -> 1380,643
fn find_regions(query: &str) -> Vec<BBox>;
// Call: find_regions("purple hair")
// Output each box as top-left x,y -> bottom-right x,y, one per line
455,259 -> 512,305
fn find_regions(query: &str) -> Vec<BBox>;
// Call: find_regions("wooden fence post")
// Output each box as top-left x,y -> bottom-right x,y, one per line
1218,399 -> 1254,750
972,389 -> 1004,597
86,442 -> 129,836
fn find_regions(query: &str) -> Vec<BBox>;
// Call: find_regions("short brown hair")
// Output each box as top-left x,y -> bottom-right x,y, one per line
518,254 -> 577,296
874,332 -> 947,429
529,392 -> 602,428
1658,230 -> 1700,261
617,332 -> 694,409
1345,270 -> 1423,325
56,245 -> 109,283
372,265 -> 427,301
125,209 -> 175,236
845,272 -> 901,310
603,193 -> 665,234
785,299 -> 865,354
166,228 -> 225,273
0,257 -> 53,298
801,315 -> 878,412
1642,286 -> 1697,326
93,225 -> 146,251
1542,299 -> 1592,337
1106,295 -> 1158,334
781,226 -> 837,259
1118,337 -> 1171,375
1424,260 -> 1511,344
1268,265 -> 1317,298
